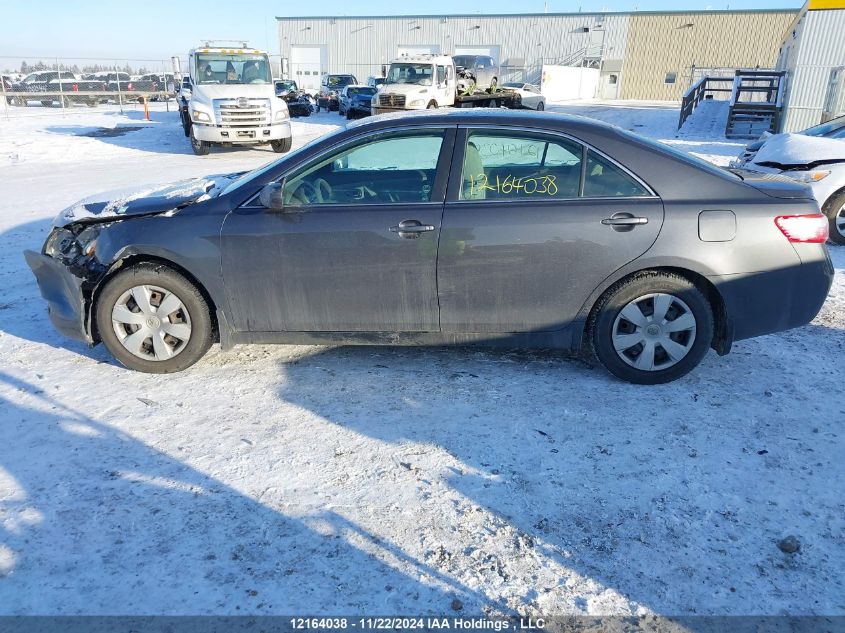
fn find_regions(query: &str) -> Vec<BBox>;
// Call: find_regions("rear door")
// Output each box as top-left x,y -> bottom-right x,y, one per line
437,127 -> 664,333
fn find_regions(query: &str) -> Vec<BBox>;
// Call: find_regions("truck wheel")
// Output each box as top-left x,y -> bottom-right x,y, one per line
426,101 -> 437,109
270,137 -> 293,153
180,110 -> 191,137
190,127 -> 210,156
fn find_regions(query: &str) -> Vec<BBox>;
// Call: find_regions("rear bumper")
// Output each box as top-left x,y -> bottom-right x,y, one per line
711,247 -> 834,342
192,121 -> 291,144
24,250 -> 93,344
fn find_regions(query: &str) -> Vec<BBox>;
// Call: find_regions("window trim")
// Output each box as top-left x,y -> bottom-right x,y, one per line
449,124 -> 657,204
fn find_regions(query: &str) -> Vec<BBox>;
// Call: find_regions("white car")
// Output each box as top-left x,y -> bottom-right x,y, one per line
501,82 -> 546,111
732,115 -> 845,244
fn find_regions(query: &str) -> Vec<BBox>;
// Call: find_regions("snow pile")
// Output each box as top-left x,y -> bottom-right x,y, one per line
751,132 -> 845,167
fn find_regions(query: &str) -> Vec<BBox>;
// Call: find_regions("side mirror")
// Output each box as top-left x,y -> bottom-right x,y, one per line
259,182 -> 284,210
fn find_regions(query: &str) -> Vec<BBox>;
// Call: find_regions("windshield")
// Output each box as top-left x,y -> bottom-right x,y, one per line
220,126 -> 349,196
802,115 -> 845,139
452,56 -> 477,69
195,53 -> 271,85
326,75 -> 355,88
347,87 -> 376,97
386,63 -> 433,86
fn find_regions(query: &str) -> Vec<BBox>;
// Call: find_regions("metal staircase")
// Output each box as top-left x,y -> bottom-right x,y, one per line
724,70 -> 785,139
678,69 -> 786,139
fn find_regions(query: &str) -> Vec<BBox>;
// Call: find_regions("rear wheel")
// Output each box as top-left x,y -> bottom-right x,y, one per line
270,137 -> 293,153
96,264 -> 213,373
822,189 -> 845,245
589,272 -> 714,384
536,101 -> 545,111
427,101 -> 437,109
190,127 -> 210,155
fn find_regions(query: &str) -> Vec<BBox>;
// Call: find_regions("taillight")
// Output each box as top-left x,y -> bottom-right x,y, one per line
775,214 -> 829,243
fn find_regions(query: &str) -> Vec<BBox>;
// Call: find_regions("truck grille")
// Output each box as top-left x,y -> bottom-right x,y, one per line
378,93 -> 405,107
213,98 -> 271,127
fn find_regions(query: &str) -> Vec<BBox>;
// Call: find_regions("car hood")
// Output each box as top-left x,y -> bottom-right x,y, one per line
53,173 -> 241,227
731,169 -> 814,199
750,133 -> 845,169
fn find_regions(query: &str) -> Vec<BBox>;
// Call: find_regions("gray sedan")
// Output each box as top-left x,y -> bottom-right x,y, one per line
25,110 -> 833,383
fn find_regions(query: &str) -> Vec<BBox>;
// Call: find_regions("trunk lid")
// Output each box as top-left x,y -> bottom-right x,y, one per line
731,169 -> 814,200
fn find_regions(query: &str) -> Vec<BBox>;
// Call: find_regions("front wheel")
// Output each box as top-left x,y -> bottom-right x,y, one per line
426,101 -> 438,109
270,137 -> 293,153
95,263 -> 213,373
822,189 -> 845,245
190,127 -> 210,155
588,272 -> 714,384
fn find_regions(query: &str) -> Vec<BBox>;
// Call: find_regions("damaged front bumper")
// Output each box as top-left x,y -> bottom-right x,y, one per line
24,249 -> 95,344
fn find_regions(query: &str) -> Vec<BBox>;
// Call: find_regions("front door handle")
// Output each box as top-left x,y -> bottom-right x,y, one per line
389,219 -> 436,239
601,216 -> 649,226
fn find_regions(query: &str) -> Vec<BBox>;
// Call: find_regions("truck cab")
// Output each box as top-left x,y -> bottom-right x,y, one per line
372,54 -> 457,114
178,42 -> 292,156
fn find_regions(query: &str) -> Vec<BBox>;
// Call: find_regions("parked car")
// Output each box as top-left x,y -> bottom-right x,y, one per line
317,73 -> 357,112
7,71 -> 106,107
274,79 -> 313,117
25,110 -> 832,383
139,72 -> 176,100
338,84 -> 373,117
89,72 -> 159,103
343,85 -> 377,119
501,82 -> 546,110
452,54 -> 499,91
731,114 -> 845,244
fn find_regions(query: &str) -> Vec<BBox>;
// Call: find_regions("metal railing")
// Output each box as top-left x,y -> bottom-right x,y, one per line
677,76 -> 734,129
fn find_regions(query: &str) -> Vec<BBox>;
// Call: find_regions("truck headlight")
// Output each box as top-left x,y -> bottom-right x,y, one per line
409,99 -> 425,107
274,109 -> 289,121
786,170 -> 831,183
191,110 -> 211,123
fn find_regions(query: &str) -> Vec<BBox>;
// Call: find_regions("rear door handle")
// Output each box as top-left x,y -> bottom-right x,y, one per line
601,216 -> 649,226
389,219 -> 436,239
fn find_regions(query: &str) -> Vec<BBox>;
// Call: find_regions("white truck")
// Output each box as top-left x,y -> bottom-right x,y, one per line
176,42 -> 292,156
371,54 -> 520,115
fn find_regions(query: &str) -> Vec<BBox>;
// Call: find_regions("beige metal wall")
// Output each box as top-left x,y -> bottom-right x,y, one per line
619,10 -> 796,101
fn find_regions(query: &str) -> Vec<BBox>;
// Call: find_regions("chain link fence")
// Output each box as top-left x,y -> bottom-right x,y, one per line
0,56 -> 193,121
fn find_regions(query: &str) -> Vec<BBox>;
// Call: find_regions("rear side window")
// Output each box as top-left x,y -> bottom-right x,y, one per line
583,150 -> 651,197
459,131 -> 650,201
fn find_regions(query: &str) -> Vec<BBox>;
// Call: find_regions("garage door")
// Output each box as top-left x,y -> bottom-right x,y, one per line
397,45 -> 441,57
290,45 -> 326,91
454,45 -> 501,65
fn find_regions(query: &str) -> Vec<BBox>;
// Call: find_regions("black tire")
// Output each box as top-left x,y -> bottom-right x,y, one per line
95,263 -> 213,374
190,127 -> 210,155
426,101 -> 437,109
270,137 -> 293,153
346,110 -> 353,120
822,189 -> 845,246
536,101 -> 545,111
588,271 -> 714,385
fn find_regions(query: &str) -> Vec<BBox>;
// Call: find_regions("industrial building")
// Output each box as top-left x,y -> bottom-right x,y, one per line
777,0 -> 845,131
276,9 -> 797,101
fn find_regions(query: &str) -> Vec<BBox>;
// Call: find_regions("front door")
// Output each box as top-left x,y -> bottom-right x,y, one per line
438,128 -> 664,333
221,128 -> 455,333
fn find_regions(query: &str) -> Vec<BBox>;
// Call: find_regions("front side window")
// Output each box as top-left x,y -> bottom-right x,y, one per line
437,65 -> 446,85
282,132 -> 445,206
460,132 -> 582,200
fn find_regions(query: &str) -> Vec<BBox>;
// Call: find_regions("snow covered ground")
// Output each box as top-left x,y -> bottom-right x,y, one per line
0,100 -> 843,617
